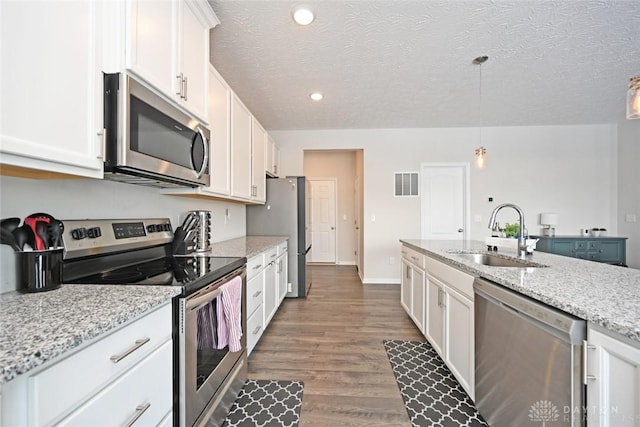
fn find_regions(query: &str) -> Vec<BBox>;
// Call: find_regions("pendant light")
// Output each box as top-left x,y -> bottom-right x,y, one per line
474,55 -> 488,168
627,76 -> 640,119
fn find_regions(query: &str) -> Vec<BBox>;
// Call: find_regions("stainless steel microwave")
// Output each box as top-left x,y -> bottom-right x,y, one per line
103,73 -> 210,188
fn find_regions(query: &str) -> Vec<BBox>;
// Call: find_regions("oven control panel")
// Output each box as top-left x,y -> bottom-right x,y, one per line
62,218 -> 173,260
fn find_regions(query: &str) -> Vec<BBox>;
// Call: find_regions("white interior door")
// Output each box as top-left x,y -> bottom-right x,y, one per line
421,164 -> 469,240
309,179 -> 336,263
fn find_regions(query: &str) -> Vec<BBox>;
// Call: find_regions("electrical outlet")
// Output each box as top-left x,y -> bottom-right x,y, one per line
626,213 -> 637,223
287,283 -> 292,293
389,256 -> 395,265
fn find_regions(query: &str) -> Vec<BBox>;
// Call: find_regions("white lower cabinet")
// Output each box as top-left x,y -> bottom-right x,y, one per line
245,242 -> 288,356
263,248 -> 278,325
57,340 -> 172,426
401,243 -> 475,400
246,253 -> 265,356
425,273 -> 446,357
1,303 -> 172,426
424,256 -> 475,400
277,242 -> 289,303
586,325 -> 640,427
400,247 -> 426,333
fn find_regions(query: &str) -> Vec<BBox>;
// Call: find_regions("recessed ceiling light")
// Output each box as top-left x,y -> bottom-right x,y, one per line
309,92 -> 323,101
292,6 -> 315,25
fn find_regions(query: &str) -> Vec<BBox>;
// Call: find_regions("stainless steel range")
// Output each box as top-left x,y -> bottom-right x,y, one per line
61,218 -> 247,427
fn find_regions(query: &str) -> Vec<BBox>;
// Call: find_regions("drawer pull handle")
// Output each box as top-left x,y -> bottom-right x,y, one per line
253,290 -> 262,297
124,402 -> 151,427
270,254 -> 277,259
252,326 -> 261,335
110,338 -> 150,363
253,264 -> 262,270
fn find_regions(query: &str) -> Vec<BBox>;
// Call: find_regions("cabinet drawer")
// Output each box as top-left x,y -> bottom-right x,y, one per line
29,303 -> 171,426
247,274 -> 264,317
401,246 -> 425,269
56,339 -> 173,427
247,254 -> 265,280
425,256 -> 474,299
277,241 -> 288,256
265,247 -> 278,264
247,304 -> 264,354
575,241 -> 588,250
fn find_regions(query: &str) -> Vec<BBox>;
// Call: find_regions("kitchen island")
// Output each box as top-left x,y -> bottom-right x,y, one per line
401,239 -> 640,426
401,239 -> 640,342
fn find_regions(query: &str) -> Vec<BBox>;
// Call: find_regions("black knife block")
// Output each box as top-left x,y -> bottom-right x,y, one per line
171,226 -> 196,255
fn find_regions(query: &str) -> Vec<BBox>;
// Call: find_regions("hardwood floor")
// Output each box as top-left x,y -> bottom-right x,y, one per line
247,265 -> 424,426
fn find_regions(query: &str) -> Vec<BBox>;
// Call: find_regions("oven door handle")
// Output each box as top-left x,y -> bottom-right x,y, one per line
187,287 -> 222,311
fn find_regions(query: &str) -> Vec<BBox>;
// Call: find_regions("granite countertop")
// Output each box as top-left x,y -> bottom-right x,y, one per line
0,285 -> 179,385
208,235 -> 288,259
400,239 -> 640,343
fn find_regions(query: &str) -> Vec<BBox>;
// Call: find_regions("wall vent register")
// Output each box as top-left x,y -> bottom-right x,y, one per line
394,172 -> 419,197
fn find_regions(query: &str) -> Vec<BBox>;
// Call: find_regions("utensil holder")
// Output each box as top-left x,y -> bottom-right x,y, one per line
16,248 -> 62,293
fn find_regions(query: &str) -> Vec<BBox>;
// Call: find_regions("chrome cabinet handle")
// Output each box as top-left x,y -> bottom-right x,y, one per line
124,403 -> 151,427
110,338 -> 150,363
406,266 -> 411,279
252,326 -> 261,335
252,290 -> 262,297
96,128 -> 107,160
176,73 -> 183,97
253,264 -> 262,270
183,76 -> 188,100
583,340 -> 597,384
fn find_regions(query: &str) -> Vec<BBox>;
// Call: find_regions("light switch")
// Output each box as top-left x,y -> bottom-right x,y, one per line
371,215 -> 376,222
343,214 -> 347,221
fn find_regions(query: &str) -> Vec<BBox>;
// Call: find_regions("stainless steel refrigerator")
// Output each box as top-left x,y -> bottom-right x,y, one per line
246,177 -> 311,297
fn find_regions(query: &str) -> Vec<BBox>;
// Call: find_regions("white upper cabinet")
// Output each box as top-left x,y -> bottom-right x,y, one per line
231,95 -> 253,200
0,1 -> 104,178
125,0 -> 175,99
125,0 -> 218,122
205,65 -> 231,196
265,135 -> 280,177
251,118 -> 267,203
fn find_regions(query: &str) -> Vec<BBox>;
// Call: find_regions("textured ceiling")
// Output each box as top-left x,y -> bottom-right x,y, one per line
208,0 -> 640,131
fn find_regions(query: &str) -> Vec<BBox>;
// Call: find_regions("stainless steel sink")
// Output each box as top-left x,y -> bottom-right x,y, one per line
456,253 -> 546,268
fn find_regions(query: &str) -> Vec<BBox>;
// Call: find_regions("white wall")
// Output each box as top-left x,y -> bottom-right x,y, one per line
0,176 -> 246,293
617,120 -> 640,268
271,124 -> 618,283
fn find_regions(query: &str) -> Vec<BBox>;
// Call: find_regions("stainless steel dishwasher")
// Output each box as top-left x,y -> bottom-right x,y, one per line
474,277 -> 586,427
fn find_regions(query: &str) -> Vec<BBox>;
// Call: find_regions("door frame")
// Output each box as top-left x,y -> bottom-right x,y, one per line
308,177 -> 338,263
420,163 -> 470,241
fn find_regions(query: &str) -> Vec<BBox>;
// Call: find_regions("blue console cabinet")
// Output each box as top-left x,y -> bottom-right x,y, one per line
533,236 -> 627,266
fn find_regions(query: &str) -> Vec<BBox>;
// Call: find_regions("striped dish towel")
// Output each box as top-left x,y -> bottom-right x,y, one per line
217,276 -> 243,352
197,301 -> 217,349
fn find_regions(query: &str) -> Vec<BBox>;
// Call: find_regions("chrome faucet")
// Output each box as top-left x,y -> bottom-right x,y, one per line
488,203 -> 528,258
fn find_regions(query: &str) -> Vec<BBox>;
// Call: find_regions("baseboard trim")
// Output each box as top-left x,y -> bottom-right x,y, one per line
362,278 -> 401,285
336,261 -> 356,266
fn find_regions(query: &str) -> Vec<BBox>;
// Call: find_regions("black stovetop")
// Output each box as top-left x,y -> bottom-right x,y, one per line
65,250 -> 245,295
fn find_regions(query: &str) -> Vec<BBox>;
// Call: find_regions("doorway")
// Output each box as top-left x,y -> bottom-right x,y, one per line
303,150 -> 363,272
420,163 -> 470,241
308,179 -> 337,263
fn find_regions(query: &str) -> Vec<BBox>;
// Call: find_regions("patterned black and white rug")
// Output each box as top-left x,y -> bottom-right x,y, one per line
223,380 -> 304,427
383,340 -> 488,427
